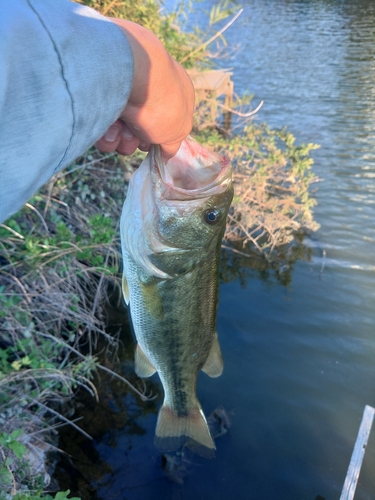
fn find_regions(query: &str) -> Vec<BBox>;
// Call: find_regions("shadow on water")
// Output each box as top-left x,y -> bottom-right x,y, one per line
221,234 -> 313,287
54,299 -> 162,498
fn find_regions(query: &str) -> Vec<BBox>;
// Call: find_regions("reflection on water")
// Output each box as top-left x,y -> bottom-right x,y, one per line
220,233 -> 314,287
56,1 -> 375,499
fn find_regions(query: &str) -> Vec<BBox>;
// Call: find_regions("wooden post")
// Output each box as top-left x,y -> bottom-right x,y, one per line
340,405 -> 375,500
186,69 -> 234,131
223,79 -> 234,132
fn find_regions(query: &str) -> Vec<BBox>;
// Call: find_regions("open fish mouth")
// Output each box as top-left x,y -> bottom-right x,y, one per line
153,137 -> 232,200
121,136 -> 233,280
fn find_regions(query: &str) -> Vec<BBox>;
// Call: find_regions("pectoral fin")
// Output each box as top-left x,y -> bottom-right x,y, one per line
201,333 -> 223,378
122,274 -> 129,305
135,344 -> 156,378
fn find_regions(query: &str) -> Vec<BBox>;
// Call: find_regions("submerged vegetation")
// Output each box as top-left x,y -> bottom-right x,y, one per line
0,0 -> 319,497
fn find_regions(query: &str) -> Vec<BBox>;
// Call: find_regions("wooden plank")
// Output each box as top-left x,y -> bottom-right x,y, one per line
340,405 -> 375,500
186,69 -> 233,94
186,69 -> 234,130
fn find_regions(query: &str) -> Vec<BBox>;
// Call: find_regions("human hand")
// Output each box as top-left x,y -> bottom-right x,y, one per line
95,19 -> 195,161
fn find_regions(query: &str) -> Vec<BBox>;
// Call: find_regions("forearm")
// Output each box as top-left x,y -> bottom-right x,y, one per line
0,0 -> 133,223
0,0 -> 195,223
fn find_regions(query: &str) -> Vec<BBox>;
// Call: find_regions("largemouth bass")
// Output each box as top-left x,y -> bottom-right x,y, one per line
120,136 -> 233,456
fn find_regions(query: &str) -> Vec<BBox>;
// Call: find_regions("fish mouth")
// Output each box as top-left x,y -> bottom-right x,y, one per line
153,137 -> 232,200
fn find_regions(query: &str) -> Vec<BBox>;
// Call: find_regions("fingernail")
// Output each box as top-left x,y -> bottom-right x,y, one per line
104,126 -> 119,142
121,129 -> 134,140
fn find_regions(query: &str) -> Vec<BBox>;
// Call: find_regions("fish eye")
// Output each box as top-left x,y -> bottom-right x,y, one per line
204,209 -> 221,225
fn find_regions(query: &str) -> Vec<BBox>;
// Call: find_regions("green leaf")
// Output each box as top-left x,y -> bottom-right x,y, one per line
0,467 -> 13,486
11,359 -> 22,371
9,429 -> 23,440
8,440 -> 27,459
4,456 -> 14,466
54,490 -> 81,500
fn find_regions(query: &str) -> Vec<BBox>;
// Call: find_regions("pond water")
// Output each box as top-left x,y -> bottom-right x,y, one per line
56,1 -> 375,499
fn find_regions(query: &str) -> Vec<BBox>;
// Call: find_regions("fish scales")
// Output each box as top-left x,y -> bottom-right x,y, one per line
124,255 -> 218,413
121,136 -> 233,457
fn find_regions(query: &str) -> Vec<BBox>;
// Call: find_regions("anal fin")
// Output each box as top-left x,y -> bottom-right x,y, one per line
201,333 -> 223,378
135,344 -> 156,378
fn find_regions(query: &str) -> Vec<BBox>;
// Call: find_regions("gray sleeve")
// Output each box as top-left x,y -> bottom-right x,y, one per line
0,0 -> 134,223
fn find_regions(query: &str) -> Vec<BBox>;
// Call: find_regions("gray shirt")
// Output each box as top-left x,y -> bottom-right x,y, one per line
0,0 -> 134,223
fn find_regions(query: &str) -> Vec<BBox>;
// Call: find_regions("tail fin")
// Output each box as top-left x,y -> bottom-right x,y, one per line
155,404 -> 215,458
